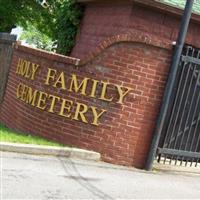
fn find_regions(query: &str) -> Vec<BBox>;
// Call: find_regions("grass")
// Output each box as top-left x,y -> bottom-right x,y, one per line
0,123 -> 64,147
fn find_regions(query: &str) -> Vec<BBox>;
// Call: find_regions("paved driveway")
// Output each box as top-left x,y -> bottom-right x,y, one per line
1,151 -> 200,199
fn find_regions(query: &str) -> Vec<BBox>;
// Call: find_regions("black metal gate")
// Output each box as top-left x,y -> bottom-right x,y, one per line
157,45 -> 200,167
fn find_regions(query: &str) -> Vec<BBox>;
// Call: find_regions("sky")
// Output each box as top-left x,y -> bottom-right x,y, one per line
11,27 -> 23,40
11,26 -> 30,46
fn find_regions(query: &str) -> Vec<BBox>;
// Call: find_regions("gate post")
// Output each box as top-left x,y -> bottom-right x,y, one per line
145,0 -> 194,170
0,33 -> 17,104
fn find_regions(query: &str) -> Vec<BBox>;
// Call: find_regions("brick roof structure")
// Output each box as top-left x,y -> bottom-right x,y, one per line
157,0 -> 200,14
77,0 -> 200,22
78,0 -> 200,14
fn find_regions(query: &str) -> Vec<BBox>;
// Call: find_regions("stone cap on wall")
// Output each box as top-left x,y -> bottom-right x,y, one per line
14,44 -> 80,66
76,0 -> 200,24
14,30 -> 172,67
0,33 -> 17,44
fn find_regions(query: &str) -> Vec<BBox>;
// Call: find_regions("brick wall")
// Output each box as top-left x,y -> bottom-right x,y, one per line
0,31 -> 172,168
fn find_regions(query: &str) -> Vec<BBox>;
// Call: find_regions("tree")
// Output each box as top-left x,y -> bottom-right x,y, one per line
20,24 -> 55,51
0,0 -> 83,55
0,0 -> 52,34
51,0 -> 83,55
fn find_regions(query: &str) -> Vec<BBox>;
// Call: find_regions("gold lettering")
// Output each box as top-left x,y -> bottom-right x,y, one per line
91,107 -> 106,126
16,83 -> 23,99
31,63 -> 40,80
16,59 -> 40,80
24,61 -> 31,79
53,72 -> 66,90
116,85 -> 132,104
48,95 -> 60,113
20,60 -> 29,77
73,102 -> 88,123
45,68 -> 57,85
59,99 -> 73,118
16,58 -> 23,74
20,85 -> 29,101
16,59 -> 26,76
36,91 -> 48,110
99,81 -> 113,102
69,74 -> 89,96
90,79 -> 99,98
25,87 -> 38,106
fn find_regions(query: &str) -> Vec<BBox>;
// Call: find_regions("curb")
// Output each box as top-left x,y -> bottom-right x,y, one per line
153,162 -> 200,175
0,142 -> 101,161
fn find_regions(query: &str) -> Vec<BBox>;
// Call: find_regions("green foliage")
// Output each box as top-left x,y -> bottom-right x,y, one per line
20,25 -> 55,51
52,0 -> 83,55
0,0 -> 52,34
0,0 -> 83,55
0,123 -> 65,147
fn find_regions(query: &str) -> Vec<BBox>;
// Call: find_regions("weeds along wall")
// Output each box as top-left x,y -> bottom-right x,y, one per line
0,32 -> 171,168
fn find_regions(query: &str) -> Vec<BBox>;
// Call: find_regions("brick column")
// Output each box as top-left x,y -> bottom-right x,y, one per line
0,33 -> 17,104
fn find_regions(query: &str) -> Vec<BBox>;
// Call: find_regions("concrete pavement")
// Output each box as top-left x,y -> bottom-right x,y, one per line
1,151 -> 200,199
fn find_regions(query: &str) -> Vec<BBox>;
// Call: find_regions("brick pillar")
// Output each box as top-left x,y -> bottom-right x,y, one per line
0,33 -> 17,104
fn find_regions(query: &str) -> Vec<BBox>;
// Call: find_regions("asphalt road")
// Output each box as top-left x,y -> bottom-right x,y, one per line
1,151 -> 200,199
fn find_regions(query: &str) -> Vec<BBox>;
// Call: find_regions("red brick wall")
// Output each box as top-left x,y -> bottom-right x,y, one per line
71,2 -> 200,59
0,32 -> 172,168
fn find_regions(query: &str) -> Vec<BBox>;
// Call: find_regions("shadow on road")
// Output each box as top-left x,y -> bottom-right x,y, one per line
58,157 -> 114,199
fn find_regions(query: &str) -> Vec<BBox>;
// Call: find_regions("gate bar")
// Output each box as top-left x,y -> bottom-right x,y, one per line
182,55 -> 200,65
145,0 -> 194,170
157,148 -> 200,159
